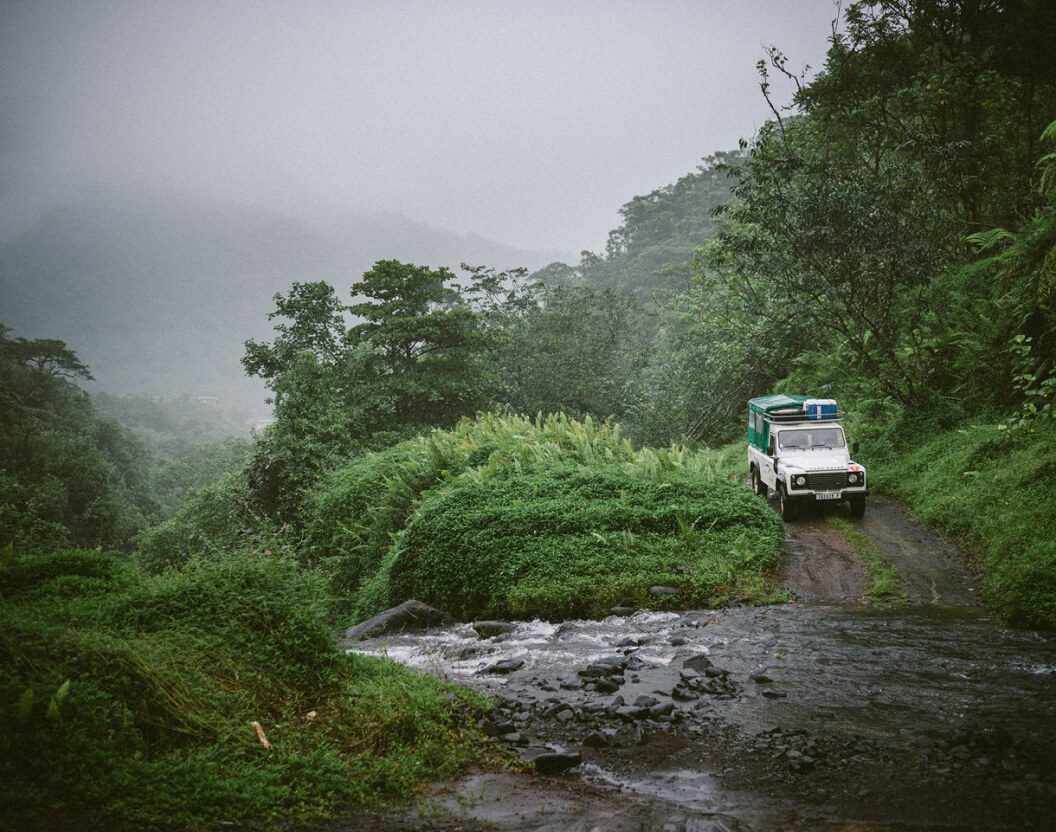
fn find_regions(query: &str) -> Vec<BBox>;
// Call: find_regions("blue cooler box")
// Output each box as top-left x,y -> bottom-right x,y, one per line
804,398 -> 837,419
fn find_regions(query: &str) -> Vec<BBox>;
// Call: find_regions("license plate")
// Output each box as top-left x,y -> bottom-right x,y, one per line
816,491 -> 841,500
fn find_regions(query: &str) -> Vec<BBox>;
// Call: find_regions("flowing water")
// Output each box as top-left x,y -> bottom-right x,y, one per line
345,497 -> 1056,830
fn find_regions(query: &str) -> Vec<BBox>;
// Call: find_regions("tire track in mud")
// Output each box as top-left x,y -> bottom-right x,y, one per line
774,493 -> 978,606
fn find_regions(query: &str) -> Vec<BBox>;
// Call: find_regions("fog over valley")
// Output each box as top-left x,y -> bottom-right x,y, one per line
0,0 -> 835,410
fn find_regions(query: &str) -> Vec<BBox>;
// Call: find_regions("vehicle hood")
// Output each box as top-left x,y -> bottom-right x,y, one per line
779,449 -> 850,471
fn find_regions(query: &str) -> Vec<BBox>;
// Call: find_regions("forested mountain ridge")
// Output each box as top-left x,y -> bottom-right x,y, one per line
532,150 -> 743,300
0,189 -> 563,411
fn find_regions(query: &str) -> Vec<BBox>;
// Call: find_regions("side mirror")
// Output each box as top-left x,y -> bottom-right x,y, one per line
852,440 -> 860,455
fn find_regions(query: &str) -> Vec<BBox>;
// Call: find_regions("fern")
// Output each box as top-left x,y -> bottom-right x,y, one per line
967,227 -> 1016,253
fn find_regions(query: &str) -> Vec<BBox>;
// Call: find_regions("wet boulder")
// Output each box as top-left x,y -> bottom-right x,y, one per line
683,654 -> 714,673
594,676 -> 623,693
485,658 -> 525,674
343,600 -> 455,640
582,730 -> 613,748
473,620 -> 517,639
579,656 -> 627,679
532,751 -> 582,774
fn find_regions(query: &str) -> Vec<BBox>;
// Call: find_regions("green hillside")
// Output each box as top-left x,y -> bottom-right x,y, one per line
0,190 -> 561,411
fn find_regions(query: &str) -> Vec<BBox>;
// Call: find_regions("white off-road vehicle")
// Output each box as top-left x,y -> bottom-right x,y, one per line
747,395 -> 867,520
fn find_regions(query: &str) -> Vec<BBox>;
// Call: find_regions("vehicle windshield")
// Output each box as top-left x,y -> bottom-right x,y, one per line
777,427 -> 845,450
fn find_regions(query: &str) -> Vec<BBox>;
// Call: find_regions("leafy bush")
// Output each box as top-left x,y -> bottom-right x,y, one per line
306,412 -> 781,621
305,412 -> 640,613
307,413 -> 782,622
0,545 -> 493,829
382,465 -> 784,620
133,470 -> 275,573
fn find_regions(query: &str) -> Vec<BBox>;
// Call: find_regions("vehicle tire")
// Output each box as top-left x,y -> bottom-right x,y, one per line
778,485 -> 797,521
848,494 -> 866,518
751,466 -> 769,497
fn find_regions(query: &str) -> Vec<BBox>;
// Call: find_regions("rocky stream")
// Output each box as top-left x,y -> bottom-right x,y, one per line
322,496 -> 1056,831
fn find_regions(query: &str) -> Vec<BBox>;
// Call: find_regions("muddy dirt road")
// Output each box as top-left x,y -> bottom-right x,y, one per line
325,496 -> 1056,831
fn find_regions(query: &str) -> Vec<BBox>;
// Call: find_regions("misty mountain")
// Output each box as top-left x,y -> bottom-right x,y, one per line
0,189 -> 564,413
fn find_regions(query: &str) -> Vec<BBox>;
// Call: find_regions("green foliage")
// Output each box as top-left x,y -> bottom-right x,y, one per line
243,261 -> 498,520
487,283 -> 651,423
385,465 -> 784,620
306,412 -> 783,622
0,326 -> 155,550
628,260 -> 808,446
133,470 -> 279,574
694,0 -> 1056,417
0,544 -> 493,829
709,113 -> 956,408
868,420 -> 1056,628
536,152 -> 743,300
150,436 -> 254,520
305,412 -> 639,613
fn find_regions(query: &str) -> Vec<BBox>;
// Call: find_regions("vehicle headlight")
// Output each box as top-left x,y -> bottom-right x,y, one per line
847,472 -> 861,485
795,475 -> 807,487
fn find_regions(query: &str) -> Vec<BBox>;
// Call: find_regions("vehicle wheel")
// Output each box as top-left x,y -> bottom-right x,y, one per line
848,494 -> 866,518
751,466 -> 769,497
778,485 -> 797,521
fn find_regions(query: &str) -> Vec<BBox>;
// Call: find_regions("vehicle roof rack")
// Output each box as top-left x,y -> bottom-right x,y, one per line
763,409 -> 846,424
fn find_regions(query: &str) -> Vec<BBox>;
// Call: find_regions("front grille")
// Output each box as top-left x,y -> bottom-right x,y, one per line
807,471 -> 847,490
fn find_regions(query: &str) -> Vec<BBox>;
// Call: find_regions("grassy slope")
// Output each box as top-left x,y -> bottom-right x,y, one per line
0,548 -> 494,830
306,414 -> 786,623
866,421 -> 1056,628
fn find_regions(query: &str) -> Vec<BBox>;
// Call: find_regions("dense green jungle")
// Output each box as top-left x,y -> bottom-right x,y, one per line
4,2 -> 1056,828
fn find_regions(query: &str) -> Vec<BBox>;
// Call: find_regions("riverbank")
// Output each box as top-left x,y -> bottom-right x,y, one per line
324,495 -> 1056,830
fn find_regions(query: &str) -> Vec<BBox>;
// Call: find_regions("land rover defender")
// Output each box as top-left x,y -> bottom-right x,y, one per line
747,394 -> 867,520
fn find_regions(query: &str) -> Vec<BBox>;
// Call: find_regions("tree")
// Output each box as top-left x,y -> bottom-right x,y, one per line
534,152 -> 744,300
704,0 -> 1056,408
242,261 -> 495,519
349,260 -> 493,429
488,284 -> 651,423
0,326 -> 153,549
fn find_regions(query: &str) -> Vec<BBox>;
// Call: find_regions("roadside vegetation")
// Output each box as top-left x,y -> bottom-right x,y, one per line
866,422 -> 1056,628
302,413 -> 784,622
0,546 -> 495,830
5,2 -> 1056,828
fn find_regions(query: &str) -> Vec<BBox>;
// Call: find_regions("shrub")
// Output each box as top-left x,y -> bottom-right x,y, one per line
0,545 -> 494,829
305,412 -> 639,615
133,471 -> 278,574
306,412 -> 781,622
383,464 -> 785,620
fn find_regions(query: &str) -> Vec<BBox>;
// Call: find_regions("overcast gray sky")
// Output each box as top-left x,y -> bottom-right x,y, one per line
1,0 -> 839,254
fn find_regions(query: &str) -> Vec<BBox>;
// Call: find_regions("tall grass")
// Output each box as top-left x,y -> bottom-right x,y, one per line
306,413 -> 783,621
867,420 -> 1056,627
0,546 -> 494,829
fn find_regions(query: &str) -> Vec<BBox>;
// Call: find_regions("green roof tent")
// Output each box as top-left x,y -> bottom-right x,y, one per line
747,394 -> 811,452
